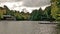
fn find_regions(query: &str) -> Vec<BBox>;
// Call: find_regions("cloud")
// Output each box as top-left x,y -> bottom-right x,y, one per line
0,0 -> 50,7
0,0 -> 22,2
0,0 -> 51,13
23,0 -> 50,7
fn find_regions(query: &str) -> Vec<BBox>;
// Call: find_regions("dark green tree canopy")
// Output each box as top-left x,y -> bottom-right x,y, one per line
30,8 -> 43,21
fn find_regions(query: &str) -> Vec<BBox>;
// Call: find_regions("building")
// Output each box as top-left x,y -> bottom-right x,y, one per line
0,7 -> 6,15
2,15 -> 16,20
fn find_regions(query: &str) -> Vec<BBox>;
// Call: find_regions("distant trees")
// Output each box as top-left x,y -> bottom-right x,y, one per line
29,6 -> 56,21
0,14 -> 1,20
4,5 -> 11,15
0,5 -> 31,20
30,8 -> 43,21
9,10 -> 30,20
43,6 -> 51,21
43,6 -> 55,21
0,2 -> 60,21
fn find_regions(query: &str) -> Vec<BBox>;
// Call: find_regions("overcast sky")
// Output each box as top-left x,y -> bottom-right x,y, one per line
0,0 -> 50,7
0,0 -> 51,13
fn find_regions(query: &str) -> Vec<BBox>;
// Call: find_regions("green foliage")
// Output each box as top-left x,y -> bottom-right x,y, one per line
12,11 -> 24,20
12,11 -> 30,20
0,3 -> 60,21
20,11 -> 30,20
51,0 -> 60,21
30,8 -> 43,21
42,6 -> 55,21
4,5 -> 11,15
43,6 -> 51,20
0,15 -> 1,19
15,15 -> 24,20
0,12 -> 4,20
4,5 -> 10,10
0,5 -> 30,20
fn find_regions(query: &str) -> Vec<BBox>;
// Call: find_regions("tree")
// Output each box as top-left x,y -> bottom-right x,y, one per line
30,8 -> 43,21
43,6 -> 55,21
43,6 -> 51,21
9,10 -> 15,16
51,0 -> 60,21
4,5 -> 11,15
0,14 -> 1,20
16,15 -> 24,20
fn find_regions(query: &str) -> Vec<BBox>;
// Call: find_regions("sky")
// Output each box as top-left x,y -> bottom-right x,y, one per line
0,0 -> 51,13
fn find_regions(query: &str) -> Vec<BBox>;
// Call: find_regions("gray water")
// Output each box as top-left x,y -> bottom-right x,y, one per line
0,21 -> 57,34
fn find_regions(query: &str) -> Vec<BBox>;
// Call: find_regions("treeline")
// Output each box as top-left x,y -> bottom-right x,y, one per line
0,0 -> 60,21
30,6 -> 53,21
0,5 -> 55,21
0,5 -> 30,20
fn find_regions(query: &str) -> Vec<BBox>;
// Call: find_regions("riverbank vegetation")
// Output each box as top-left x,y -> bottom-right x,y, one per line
0,0 -> 60,21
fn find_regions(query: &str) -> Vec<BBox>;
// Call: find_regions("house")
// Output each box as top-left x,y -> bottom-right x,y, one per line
0,7 -> 6,15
